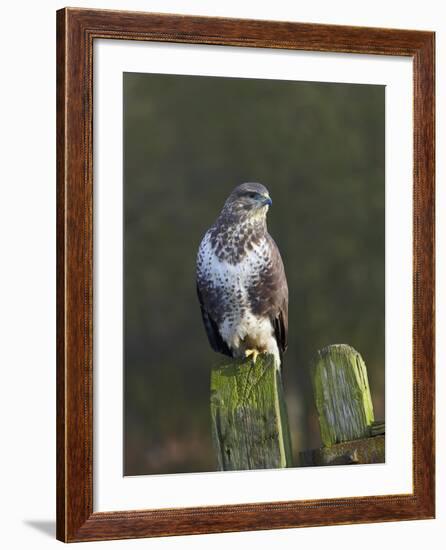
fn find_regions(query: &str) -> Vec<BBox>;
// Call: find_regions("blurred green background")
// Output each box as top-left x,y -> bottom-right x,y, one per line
124,72 -> 385,476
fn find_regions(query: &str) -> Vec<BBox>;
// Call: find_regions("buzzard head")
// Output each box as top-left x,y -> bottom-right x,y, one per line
223,183 -> 272,221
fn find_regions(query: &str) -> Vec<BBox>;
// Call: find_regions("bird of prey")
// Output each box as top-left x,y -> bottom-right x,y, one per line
196,183 -> 288,368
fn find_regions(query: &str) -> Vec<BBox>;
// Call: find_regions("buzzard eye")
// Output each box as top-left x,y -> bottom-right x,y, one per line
248,192 -> 257,198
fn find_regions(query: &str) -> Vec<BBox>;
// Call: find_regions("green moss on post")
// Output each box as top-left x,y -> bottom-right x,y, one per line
210,354 -> 293,471
312,344 -> 375,447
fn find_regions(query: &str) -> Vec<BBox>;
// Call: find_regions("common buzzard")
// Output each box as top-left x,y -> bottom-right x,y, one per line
196,183 -> 288,368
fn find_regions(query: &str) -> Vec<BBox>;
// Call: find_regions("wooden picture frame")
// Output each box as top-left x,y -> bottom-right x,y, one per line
56,7 -> 435,542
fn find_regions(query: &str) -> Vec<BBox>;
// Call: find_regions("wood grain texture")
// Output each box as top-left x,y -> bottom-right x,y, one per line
312,345 -> 374,447
210,354 -> 293,470
56,7 -> 435,542
298,435 -> 385,467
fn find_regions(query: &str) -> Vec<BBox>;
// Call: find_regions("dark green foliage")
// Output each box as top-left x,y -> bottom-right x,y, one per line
124,73 -> 385,475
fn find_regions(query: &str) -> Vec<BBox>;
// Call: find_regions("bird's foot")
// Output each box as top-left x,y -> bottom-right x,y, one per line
244,349 -> 259,364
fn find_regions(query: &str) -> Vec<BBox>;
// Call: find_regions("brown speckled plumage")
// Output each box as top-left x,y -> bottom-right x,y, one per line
196,183 -> 288,367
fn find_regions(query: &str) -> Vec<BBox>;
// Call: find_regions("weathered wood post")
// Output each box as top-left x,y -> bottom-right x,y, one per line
299,344 -> 385,466
313,344 -> 374,445
210,353 -> 293,471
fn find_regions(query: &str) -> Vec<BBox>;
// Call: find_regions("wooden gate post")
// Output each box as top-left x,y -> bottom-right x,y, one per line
312,344 -> 375,446
299,343 -> 384,466
210,354 -> 293,471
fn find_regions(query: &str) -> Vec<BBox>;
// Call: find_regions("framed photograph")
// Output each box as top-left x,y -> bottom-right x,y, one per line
56,7 -> 435,542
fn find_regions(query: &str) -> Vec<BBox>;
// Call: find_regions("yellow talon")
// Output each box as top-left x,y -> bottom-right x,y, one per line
245,349 -> 259,364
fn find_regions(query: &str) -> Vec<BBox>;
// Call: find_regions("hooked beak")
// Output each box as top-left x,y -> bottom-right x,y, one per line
262,196 -> 272,207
